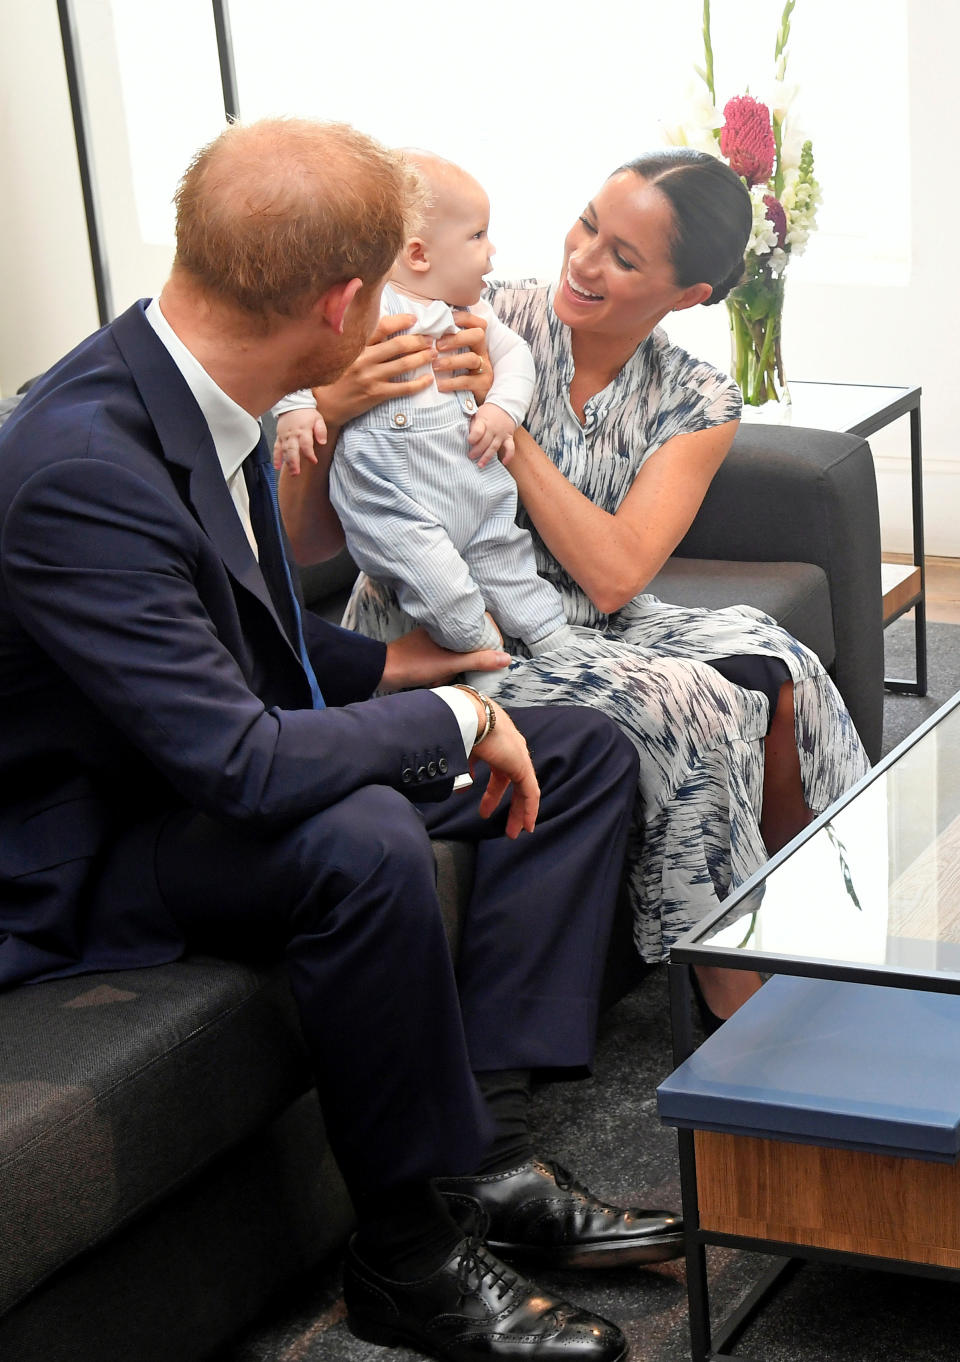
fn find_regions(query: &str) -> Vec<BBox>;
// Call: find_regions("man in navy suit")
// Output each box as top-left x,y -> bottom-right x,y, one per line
0,119 -> 680,1361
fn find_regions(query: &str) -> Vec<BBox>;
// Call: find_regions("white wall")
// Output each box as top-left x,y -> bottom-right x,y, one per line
1,0 -> 956,554
0,0 -> 215,394
667,0 -> 959,557
0,0 -> 99,389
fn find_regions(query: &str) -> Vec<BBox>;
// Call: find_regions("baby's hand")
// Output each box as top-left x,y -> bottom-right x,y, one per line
468,402 -> 516,469
273,408 -> 328,476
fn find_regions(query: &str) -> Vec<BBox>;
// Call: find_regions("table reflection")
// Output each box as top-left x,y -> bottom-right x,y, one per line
696,694 -> 960,975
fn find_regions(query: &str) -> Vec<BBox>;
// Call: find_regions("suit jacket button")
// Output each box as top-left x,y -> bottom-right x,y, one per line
427,760 -> 438,777
416,765 -> 427,782
438,757 -> 448,774
401,767 -> 413,783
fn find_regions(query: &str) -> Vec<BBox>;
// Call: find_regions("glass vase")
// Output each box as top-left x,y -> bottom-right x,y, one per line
726,269 -> 790,407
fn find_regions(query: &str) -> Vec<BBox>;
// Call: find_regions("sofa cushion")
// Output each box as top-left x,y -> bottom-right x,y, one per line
648,557 -> 836,669
302,550 -> 836,671
0,959 -> 311,1313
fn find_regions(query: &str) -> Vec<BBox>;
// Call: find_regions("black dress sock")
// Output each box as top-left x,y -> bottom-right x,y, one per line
352,1181 -> 463,1282
472,1068 -> 535,1174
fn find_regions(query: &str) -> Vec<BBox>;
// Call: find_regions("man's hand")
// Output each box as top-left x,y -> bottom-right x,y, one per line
380,627 -> 510,691
435,310 -> 493,402
273,408 -> 327,475
312,314 -> 435,427
469,700 -> 540,838
468,402 -> 516,468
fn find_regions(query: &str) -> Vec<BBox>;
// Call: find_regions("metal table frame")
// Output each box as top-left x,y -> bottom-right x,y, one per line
783,381 -> 926,696
667,690 -> 960,1359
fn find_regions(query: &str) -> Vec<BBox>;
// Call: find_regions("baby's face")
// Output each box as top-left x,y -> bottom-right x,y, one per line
423,175 -> 495,307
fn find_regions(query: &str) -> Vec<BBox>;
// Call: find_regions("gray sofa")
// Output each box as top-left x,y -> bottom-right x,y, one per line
0,418 -> 883,1361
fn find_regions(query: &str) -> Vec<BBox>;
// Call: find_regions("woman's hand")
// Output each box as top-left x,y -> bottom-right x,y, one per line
435,309 -> 493,403
312,314 -> 435,427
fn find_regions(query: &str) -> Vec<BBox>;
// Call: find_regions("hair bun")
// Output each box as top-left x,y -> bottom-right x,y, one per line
704,259 -> 746,306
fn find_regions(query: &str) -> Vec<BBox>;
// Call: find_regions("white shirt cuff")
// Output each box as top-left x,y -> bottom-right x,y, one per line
272,389 -> 318,417
432,685 -> 478,789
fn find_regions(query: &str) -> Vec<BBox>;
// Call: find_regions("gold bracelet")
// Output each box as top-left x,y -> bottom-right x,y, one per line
455,683 -> 497,746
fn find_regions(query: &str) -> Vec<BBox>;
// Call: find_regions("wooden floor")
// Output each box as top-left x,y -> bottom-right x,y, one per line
887,555 -> 960,624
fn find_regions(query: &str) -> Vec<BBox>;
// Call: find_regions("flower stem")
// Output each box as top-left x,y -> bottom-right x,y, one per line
701,0 -> 716,104
727,274 -> 787,407
773,114 -> 784,198
775,0 -> 795,74
754,316 -> 777,404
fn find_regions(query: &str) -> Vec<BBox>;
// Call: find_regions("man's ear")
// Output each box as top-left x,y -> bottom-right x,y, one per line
317,277 -> 365,335
404,238 -> 431,275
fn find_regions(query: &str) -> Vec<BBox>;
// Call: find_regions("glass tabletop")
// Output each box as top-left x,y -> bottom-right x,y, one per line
676,690 -> 960,986
738,380 -> 919,437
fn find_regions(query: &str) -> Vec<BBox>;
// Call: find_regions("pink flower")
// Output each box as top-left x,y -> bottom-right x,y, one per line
763,194 -> 787,246
720,96 -> 775,186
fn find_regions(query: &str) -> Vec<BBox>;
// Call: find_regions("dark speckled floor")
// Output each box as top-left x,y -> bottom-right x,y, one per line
221,624 -> 960,1361
220,965 -> 960,1362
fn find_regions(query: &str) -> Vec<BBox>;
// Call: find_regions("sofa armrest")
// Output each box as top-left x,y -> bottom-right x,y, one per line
675,423 -> 884,761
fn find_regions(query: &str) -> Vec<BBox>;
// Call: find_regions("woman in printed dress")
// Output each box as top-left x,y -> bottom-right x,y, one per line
279,149 -> 869,1022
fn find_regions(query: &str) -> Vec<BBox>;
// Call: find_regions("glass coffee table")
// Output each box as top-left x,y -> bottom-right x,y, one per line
667,690 -> 960,1359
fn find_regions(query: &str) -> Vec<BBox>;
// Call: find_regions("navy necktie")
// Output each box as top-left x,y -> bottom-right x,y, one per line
244,435 -> 325,710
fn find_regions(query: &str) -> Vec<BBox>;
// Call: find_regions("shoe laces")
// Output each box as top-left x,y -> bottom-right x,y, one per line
544,1158 -> 583,1194
455,1236 -> 520,1306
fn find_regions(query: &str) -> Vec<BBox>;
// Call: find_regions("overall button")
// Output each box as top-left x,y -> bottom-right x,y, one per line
392,412 -> 408,427
463,397 -> 477,415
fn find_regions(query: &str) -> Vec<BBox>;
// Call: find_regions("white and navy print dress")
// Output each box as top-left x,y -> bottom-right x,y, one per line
343,280 -> 870,962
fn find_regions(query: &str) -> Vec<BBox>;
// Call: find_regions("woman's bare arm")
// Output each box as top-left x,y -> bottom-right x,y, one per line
505,420 -> 738,615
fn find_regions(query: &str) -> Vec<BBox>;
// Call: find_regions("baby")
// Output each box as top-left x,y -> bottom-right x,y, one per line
274,151 -> 572,678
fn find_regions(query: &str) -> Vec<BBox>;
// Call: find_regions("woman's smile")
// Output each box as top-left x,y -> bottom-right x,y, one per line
563,266 -> 604,304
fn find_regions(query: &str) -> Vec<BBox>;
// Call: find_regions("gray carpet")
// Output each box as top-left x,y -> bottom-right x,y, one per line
222,615 -> 960,1362
881,616 -> 960,756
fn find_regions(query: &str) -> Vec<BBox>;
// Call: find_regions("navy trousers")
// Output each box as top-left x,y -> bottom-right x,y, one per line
145,705 -> 638,1198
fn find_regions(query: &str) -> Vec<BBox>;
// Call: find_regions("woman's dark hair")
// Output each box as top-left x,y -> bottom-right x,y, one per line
615,149 -> 751,305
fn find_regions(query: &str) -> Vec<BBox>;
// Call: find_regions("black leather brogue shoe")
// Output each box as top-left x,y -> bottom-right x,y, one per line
343,1233 -> 628,1361
436,1158 -> 684,1268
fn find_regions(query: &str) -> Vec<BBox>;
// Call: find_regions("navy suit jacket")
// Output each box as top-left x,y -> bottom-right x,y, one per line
0,301 -> 468,987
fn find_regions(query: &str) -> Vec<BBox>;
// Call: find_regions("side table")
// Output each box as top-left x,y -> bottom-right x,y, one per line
741,381 -> 926,695
661,689 -> 960,1359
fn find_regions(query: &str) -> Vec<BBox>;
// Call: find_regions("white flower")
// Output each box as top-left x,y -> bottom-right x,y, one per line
686,81 -> 723,132
770,79 -> 799,122
746,195 -> 779,258
777,124 -> 805,174
662,80 -> 722,156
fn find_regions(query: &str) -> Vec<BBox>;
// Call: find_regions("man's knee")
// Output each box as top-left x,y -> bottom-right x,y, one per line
296,784 -> 432,874
288,785 -> 441,933
509,704 -> 638,786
